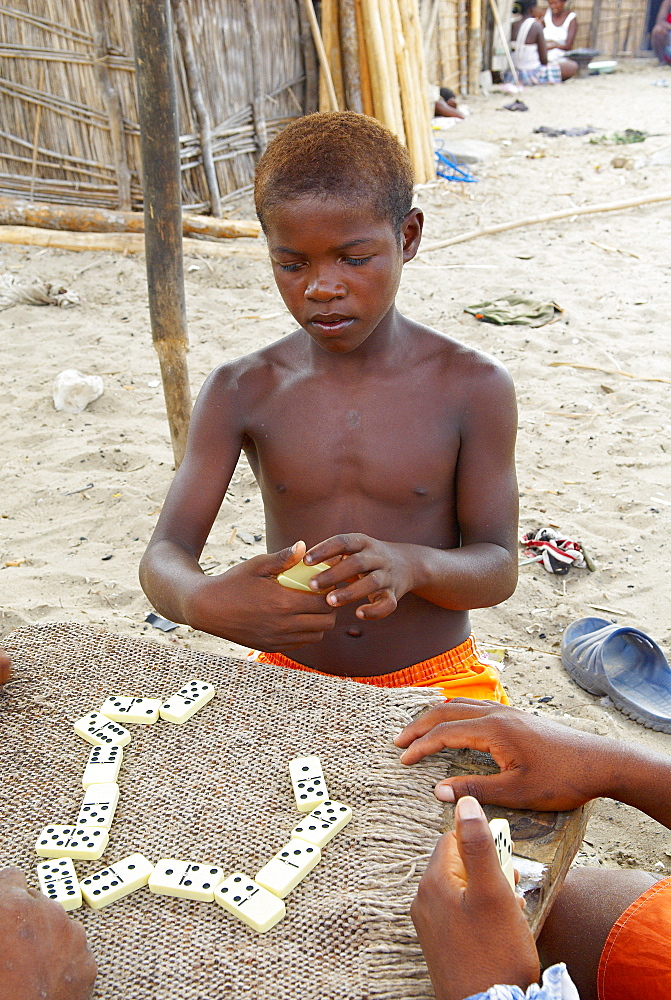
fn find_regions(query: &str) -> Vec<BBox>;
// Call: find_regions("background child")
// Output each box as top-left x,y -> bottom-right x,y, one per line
140,112 -> 519,703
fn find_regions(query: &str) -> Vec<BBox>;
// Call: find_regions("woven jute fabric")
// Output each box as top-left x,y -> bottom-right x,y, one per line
1,622 -> 450,1000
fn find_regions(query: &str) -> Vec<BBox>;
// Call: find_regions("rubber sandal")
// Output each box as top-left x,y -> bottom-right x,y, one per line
562,618 -> 671,733
561,617 -> 618,695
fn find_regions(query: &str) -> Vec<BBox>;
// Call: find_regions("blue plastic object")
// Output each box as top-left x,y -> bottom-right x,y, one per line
435,145 -> 478,183
561,617 -> 671,733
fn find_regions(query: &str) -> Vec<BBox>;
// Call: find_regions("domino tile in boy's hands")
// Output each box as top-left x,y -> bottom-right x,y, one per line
159,679 -> 215,724
289,755 -> 329,812
255,838 -> 322,899
82,744 -> 123,789
76,782 -> 119,830
74,711 -> 131,748
214,872 -> 285,933
36,857 -> 82,911
489,818 -> 516,892
35,825 -> 108,860
100,695 -> 161,724
291,800 -> 353,848
148,859 -> 225,902
277,560 -> 331,592
80,853 -> 154,909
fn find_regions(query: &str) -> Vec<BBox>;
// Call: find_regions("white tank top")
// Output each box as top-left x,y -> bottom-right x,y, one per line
512,17 -> 541,71
543,9 -> 575,62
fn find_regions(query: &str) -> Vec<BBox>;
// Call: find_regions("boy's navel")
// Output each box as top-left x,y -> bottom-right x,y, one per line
346,626 -> 363,638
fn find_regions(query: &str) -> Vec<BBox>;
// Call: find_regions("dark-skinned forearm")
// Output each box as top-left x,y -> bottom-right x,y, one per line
404,541 -> 517,610
595,738 -> 671,831
139,539 -> 208,627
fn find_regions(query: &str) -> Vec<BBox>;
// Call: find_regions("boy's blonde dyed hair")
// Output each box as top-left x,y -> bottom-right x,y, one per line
254,111 -> 414,237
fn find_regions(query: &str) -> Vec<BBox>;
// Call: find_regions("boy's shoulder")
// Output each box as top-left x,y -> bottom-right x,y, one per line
407,320 -> 514,389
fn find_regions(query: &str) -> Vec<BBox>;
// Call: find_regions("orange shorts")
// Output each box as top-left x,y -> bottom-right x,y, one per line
598,876 -> 671,1000
250,634 -> 509,704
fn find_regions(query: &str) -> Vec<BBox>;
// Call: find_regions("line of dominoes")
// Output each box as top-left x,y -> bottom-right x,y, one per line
34,744 -> 352,934
34,678 -> 216,910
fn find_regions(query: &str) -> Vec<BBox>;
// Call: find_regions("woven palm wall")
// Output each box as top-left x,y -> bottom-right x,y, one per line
565,0 -> 647,54
0,0 -> 305,213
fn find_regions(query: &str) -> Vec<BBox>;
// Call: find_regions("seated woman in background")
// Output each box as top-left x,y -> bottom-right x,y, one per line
652,0 -> 671,66
543,0 -> 578,62
509,0 -> 578,84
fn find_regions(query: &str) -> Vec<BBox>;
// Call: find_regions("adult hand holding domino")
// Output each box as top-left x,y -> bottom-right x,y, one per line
411,797 -> 539,1000
185,540 -> 337,653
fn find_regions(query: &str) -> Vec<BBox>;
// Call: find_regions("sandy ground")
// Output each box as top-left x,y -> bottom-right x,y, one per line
2,60 -> 670,874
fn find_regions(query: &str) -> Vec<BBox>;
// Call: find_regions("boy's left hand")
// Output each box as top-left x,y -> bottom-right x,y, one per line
411,796 -> 539,1000
304,534 -> 413,619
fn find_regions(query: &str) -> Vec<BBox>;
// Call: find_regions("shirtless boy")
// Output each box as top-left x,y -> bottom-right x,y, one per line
140,112 -> 518,701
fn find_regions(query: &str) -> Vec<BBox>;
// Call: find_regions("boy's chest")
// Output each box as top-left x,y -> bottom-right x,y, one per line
245,386 -> 461,505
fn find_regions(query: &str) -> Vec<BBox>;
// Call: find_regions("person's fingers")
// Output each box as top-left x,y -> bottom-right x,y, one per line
394,701 -> 501,748
355,591 -> 398,620
257,541 -> 307,577
397,716 -> 504,764
454,796 -> 510,897
434,771 -> 522,806
0,867 -> 28,890
0,651 -> 11,684
304,533 -> 366,565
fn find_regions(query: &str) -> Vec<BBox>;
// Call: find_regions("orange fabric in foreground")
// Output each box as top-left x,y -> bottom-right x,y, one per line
252,634 -> 509,704
598,876 -> 671,1000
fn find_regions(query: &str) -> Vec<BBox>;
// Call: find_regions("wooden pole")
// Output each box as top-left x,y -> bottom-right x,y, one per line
130,0 -> 191,468
488,0 -> 519,88
467,0 -> 482,96
243,0 -> 269,153
379,0 -> 406,143
0,195 -> 260,239
353,0 -> 375,116
340,0 -> 363,112
320,0 -> 346,112
389,0 -> 424,178
399,0 -> 435,181
171,0 -> 222,212
458,0 -> 468,96
588,0 -> 602,49
361,0 -> 399,132
0,225 -> 266,257
302,0 -> 339,111
296,0 -> 319,113
91,0 -> 132,211
419,190 -> 671,254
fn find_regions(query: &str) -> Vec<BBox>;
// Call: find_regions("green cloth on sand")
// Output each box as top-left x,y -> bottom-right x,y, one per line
465,293 -> 562,327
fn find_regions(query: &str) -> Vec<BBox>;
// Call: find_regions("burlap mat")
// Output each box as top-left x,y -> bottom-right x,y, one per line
0,622 -> 453,1000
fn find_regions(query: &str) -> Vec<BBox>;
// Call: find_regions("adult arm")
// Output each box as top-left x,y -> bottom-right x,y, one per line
139,365 -> 336,651
0,868 -> 97,1000
533,21 -> 549,64
395,700 -> 671,830
303,360 -> 519,620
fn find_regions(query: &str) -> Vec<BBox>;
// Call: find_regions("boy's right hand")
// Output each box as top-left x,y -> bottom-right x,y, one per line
0,650 -> 11,684
187,541 -> 338,652
0,867 -> 97,1000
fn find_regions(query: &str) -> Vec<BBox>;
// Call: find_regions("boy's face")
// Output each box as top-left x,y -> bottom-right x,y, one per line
265,195 -> 422,354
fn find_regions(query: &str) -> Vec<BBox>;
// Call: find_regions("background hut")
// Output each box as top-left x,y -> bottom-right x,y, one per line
0,0 -> 306,213
0,0 -> 658,217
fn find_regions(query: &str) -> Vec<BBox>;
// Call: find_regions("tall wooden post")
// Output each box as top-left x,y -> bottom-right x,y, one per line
130,0 -> 191,468
468,0 -> 482,95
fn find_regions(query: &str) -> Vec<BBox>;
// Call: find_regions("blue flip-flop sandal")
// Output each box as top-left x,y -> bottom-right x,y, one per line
562,617 -> 671,733
561,617 -> 619,695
